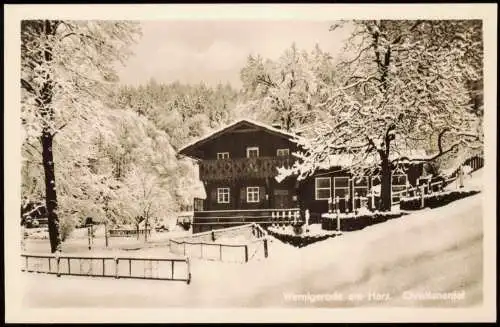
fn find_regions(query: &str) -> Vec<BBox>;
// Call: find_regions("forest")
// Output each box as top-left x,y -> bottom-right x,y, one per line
20,20 -> 483,252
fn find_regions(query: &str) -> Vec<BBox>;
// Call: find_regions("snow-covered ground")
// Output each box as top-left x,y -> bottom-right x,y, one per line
445,167 -> 483,192
20,169 -> 484,308
21,199 -> 482,307
23,225 -> 192,255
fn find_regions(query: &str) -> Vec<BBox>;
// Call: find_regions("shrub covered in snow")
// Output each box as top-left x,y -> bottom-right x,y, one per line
321,211 -> 404,232
400,189 -> 480,211
59,216 -> 78,241
266,225 -> 339,248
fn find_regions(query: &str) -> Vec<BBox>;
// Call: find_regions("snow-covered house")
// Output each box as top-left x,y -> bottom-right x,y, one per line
178,119 -> 425,233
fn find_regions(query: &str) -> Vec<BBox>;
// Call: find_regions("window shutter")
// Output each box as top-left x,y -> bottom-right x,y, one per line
260,186 -> 266,202
211,188 -> 217,202
240,187 -> 246,203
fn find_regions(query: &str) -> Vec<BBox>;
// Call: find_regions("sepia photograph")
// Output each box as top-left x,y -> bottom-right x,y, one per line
4,3 -> 497,323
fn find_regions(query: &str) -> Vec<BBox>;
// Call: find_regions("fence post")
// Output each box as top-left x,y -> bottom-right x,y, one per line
244,245 -> 248,263
105,223 -> 109,248
115,257 -> 119,279
21,225 -> 26,252
458,165 -> 464,188
271,212 -> 276,227
420,185 -> 425,209
263,238 -> 268,258
337,211 -> 341,232
220,244 -> 222,261
354,192 -> 358,215
186,258 -> 191,285
56,254 -> 61,277
87,226 -> 92,250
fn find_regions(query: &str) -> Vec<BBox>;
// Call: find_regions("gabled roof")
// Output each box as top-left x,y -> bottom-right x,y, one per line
178,119 -> 298,159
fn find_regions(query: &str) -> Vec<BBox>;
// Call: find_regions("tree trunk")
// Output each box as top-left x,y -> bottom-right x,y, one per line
41,130 -> 62,252
380,156 -> 392,211
144,215 -> 148,242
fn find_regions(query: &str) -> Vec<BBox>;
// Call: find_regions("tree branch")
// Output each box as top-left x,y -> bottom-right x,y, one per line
21,78 -> 38,96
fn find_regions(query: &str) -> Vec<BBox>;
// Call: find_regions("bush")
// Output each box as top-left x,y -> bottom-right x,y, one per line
59,216 -> 77,241
293,225 -> 303,235
321,211 -> 404,232
178,221 -> 191,231
266,228 -> 336,248
400,190 -> 480,211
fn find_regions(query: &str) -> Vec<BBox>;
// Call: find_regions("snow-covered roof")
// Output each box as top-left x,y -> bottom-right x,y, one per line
316,149 -> 430,170
178,119 -> 298,159
178,118 -> 431,169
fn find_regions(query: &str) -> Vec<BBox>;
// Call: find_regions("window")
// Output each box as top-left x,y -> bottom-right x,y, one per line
193,198 -> 204,212
247,186 -> 260,203
217,152 -> 229,160
333,177 -> 350,199
315,177 -> 331,200
392,174 -> 408,202
217,188 -> 230,203
246,147 -> 259,158
276,148 -> 290,157
353,176 -> 369,197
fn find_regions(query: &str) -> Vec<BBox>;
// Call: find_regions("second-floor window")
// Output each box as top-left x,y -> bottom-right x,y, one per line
276,148 -> 290,157
217,152 -> 230,160
217,188 -> 230,203
247,186 -> 260,203
246,147 -> 259,158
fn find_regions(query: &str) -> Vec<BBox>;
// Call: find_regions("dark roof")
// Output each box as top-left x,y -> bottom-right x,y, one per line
177,119 -> 298,159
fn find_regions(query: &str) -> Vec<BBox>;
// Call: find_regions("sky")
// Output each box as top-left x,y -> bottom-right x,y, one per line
117,20 -> 352,89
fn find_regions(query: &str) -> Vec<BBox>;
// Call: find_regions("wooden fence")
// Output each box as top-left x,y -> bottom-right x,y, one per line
108,228 -> 152,238
169,223 -> 269,263
324,174 -> 461,212
393,175 -> 460,202
192,208 -> 302,233
21,253 -> 191,283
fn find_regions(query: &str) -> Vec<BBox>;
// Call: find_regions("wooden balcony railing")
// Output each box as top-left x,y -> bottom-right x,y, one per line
199,156 -> 295,181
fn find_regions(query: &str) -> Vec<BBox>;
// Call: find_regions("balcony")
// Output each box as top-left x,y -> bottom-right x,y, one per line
199,156 -> 295,181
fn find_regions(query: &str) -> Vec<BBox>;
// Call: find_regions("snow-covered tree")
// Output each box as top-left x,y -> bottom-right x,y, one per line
122,166 -> 173,241
278,20 -> 483,211
239,44 -> 334,131
21,20 -> 141,252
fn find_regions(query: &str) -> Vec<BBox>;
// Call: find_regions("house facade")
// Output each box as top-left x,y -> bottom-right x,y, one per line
178,119 -> 424,233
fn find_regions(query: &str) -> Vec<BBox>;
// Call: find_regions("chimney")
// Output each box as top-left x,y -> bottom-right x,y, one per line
272,122 -> 282,130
